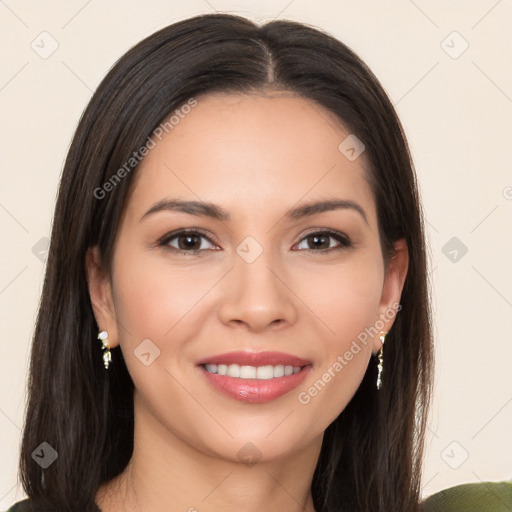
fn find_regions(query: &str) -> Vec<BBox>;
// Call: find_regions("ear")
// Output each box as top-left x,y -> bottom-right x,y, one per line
85,246 -> 119,348
371,238 -> 408,354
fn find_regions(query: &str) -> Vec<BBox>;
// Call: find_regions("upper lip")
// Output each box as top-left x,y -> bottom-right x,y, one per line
196,351 -> 312,367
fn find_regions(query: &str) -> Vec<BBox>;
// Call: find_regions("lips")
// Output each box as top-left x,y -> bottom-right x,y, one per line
196,350 -> 311,367
196,351 -> 312,403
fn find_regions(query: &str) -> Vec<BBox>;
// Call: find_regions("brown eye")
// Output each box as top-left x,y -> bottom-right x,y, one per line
296,230 -> 352,252
175,233 -> 203,251
159,230 -> 217,254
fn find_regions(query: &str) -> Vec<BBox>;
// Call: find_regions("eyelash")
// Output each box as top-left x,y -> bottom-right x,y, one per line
157,228 -> 353,256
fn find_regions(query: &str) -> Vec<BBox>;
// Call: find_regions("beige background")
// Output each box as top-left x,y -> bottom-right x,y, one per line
1,0 -> 511,507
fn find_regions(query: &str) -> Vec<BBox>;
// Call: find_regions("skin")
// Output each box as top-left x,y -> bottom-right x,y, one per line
87,91 -> 408,512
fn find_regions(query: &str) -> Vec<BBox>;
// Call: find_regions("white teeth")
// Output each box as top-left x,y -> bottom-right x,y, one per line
273,365 -> 285,378
256,365 -> 274,380
239,365 -> 257,378
204,363 -> 303,379
227,364 -> 240,378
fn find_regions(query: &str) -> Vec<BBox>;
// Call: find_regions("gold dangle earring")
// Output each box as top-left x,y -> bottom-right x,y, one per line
98,330 -> 112,369
376,332 -> 387,390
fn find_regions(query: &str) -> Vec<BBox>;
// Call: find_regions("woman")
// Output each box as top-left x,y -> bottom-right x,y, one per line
8,12 -> 435,512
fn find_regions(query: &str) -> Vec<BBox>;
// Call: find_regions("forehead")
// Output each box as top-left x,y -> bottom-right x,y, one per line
125,92 -> 375,224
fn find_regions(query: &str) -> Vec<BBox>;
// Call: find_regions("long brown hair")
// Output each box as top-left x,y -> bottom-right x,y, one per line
19,13 -> 433,511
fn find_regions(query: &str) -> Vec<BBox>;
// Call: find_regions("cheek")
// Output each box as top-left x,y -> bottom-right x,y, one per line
292,254 -> 383,417
295,251 -> 384,344
110,253 -> 216,418
112,249 -> 216,342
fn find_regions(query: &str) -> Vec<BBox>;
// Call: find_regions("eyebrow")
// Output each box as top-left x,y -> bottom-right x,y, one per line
140,198 -> 369,225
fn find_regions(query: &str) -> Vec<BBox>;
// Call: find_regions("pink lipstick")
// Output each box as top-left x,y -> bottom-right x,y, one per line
196,351 -> 312,404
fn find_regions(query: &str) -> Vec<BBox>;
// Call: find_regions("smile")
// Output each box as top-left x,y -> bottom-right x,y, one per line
196,351 -> 312,403
203,363 -> 303,379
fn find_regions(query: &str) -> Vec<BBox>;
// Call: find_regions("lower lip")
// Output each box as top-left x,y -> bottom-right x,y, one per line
198,365 -> 312,403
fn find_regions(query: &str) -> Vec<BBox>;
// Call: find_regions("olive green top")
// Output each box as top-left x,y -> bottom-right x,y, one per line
6,480 -> 512,511
420,480 -> 512,512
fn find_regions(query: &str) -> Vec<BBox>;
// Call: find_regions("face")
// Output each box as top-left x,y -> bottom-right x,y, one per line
87,91 -> 408,464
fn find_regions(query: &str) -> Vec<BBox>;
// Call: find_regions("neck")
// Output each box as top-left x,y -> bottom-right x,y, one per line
96,395 -> 321,512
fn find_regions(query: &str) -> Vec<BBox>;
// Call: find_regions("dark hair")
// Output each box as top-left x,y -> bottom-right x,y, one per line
19,13 -> 433,512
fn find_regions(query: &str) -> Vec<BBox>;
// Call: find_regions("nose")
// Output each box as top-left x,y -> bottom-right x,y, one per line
217,251 -> 298,332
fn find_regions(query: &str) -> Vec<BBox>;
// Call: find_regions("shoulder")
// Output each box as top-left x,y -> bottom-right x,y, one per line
422,480 -> 512,512
5,499 -> 32,511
